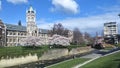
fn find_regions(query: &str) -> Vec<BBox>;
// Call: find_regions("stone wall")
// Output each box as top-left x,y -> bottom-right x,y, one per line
39,49 -> 68,60
39,47 -> 93,60
69,47 -> 92,55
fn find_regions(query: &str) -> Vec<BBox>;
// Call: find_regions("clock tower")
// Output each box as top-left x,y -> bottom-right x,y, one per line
26,6 -> 38,36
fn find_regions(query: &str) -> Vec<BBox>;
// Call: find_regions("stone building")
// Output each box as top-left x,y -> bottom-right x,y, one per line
0,20 -> 6,46
1,6 -> 73,46
5,23 -> 27,46
26,6 -> 38,37
5,6 -> 49,46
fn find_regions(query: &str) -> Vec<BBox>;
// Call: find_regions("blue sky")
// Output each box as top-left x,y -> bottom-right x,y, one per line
0,0 -> 120,35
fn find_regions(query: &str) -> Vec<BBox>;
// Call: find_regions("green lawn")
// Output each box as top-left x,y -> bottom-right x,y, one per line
0,45 -> 85,60
80,51 -> 120,68
48,58 -> 90,68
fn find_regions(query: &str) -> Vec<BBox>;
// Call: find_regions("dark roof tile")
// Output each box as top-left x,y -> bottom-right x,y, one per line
5,24 -> 26,32
5,24 -> 49,34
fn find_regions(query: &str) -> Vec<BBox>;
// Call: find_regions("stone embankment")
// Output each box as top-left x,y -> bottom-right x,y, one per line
39,47 -> 93,60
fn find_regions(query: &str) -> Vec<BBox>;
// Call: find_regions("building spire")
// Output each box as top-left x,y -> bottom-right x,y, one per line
29,5 -> 33,11
26,6 -> 37,36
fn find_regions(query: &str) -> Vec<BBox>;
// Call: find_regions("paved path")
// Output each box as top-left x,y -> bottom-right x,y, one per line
80,53 -> 102,58
73,51 -> 102,68
73,48 -> 120,68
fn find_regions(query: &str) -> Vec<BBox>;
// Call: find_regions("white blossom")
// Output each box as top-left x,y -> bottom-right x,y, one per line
49,34 -> 70,46
19,36 -> 46,46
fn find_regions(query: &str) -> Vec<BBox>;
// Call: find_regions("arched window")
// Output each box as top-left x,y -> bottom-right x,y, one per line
35,31 -> 37,33
28,17 -> 30,19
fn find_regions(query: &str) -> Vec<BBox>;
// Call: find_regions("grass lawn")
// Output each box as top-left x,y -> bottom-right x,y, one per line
48,58 -> 90,68
80,51 -> 120,68
0,45 -> 86,59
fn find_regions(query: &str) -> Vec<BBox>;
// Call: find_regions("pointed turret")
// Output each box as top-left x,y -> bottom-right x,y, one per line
29,6 -> 33,11
26,6 -> 36,13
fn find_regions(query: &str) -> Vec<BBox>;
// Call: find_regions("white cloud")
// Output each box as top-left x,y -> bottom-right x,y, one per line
7,0 -> 28,4
51,0 -> 79,14
37,12 -> 120,35
0,0 -> 1,10
37,5 -> 120,36
37,19 -> 53,29
98,5 -> 120,12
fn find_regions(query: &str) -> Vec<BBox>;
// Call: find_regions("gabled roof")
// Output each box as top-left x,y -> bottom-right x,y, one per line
5,24 -> 26,32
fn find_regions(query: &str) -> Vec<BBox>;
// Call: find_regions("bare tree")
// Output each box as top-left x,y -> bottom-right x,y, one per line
72,28 -> 84,45
49,23 -> 69,37
84,32 -> 94,44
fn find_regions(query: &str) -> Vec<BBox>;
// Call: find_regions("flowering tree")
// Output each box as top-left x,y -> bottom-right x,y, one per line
20,36 -> 46,46
49,34 -> 70,46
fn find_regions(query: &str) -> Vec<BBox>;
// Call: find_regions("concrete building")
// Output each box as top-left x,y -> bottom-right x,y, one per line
104,22 -> 118,36
104,22 -> 118,44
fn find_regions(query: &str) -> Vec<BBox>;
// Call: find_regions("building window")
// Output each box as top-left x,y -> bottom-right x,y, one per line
18,33 -> 20,35
13,39 -> 16,42
10,32 -> 12,35
6,38 -> 8,42
6,32 -> 8,35
42,34 -> 44,36
28,17 -> 30,19
32,17 -> 34,19
21,33 -> 23,35
9,39 -> 12,42
13,32 -> 16,35
18,39 -> 19,42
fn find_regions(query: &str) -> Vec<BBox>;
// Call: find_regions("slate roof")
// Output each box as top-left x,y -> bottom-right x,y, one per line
5,24 -> 49,33
5,24 -> 26,32
104,22 -> 116,26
